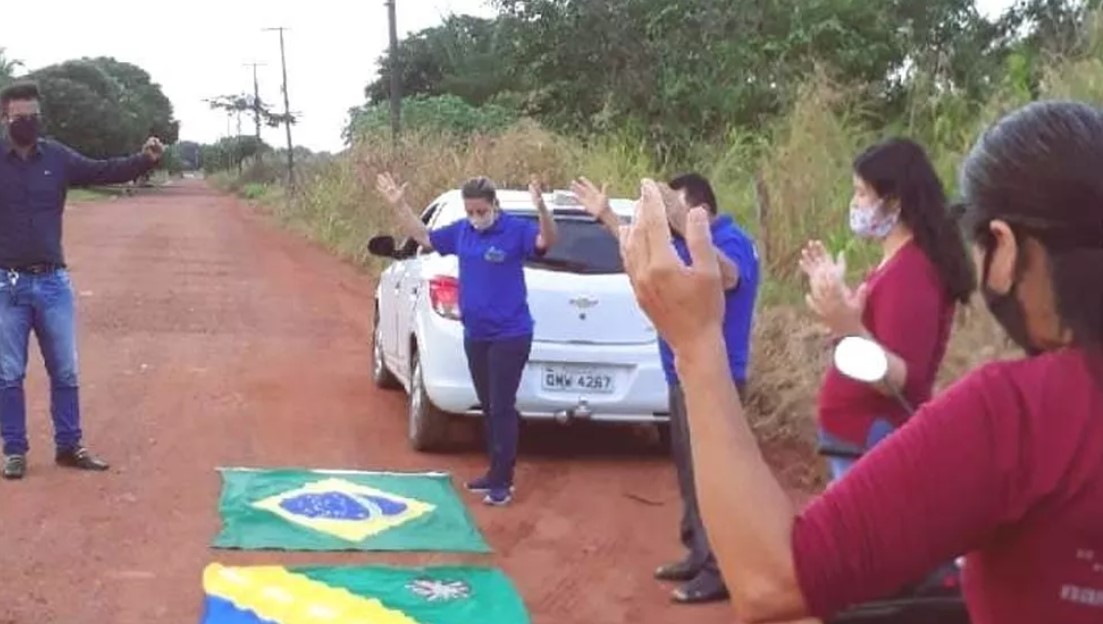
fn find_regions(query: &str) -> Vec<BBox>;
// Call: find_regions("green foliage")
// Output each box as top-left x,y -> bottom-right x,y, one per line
200,136 -> 271,174
206,93 -> 297,129
366,15 -> 513,107
21,57 -> 179,158
0,48 -> 22,87
344,95 -> 519,144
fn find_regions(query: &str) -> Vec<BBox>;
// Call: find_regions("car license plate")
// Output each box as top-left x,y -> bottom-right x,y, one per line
541,366 -> 616,394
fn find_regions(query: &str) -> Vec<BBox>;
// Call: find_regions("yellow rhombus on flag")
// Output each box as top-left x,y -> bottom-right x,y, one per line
203,563 -> 421,624
251,477 -> 435,542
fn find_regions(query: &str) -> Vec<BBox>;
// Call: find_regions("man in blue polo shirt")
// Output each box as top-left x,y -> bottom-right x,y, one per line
572,173 -> 759,604
657,173 -> 759,604
0,81 -> 163,480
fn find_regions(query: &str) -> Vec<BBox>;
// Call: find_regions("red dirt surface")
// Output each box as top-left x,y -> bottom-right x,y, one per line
0,180 -> 806,624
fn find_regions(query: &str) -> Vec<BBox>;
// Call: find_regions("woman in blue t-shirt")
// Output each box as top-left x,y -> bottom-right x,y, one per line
375,173 -> 557,506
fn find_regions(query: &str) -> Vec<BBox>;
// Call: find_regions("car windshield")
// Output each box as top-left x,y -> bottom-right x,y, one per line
509,211 -> 627,275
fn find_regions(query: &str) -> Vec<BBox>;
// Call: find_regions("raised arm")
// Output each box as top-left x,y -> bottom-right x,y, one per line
375,172 -> 432,250
63,137 -> 162,187
571,177 -> 623,237
621,181 -> 1018,623
529,175 -> 558,252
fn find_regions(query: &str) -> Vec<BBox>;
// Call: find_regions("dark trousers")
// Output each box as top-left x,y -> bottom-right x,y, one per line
463,335 -> 532,488
669,380 -> 746,581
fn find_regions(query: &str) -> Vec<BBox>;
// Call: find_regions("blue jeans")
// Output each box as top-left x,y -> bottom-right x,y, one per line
818,418 -> 895,481
463,335 -> 532,488
0,268 -> 82,456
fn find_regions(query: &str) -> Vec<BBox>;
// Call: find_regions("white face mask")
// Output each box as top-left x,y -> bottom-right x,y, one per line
469,211 -> 496,231
848,200 -> 898,240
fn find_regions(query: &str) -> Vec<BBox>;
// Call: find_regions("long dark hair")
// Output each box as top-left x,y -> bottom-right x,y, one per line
959,100 -> 1103,359
854,138 -> 975,304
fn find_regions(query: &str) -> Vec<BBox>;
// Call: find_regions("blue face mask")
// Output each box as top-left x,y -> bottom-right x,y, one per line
848,200 -> 898,239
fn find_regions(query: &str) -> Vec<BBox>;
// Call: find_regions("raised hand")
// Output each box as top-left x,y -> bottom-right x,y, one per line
799,240 -> 846,283
619,179 -> 724,352
570,177 -> 611,219
529,175 -> 547,210
143,137 -> 164,162
375,172 -> 408,208
806,264 -> 868,338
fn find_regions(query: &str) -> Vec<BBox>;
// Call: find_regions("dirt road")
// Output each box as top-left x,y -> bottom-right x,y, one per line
0,180 -> 754,624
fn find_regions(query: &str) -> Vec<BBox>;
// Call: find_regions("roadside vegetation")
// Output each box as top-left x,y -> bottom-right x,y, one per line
202,2 -> 1103,485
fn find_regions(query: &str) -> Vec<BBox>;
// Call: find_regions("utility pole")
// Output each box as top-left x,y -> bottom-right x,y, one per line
243,61 -> 266,140
263,27 -> 295,187
385,0 -> 401,146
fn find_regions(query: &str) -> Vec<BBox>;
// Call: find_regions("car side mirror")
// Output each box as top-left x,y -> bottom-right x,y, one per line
367,235 -> 398,258
833,335 -> 889,384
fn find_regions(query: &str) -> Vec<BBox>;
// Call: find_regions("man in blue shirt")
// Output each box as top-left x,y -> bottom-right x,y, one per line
0,81 -> 163,479
658,174 -> 759,604
572,173 -> 759,604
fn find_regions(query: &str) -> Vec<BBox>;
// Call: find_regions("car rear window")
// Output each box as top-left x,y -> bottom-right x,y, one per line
511,212 -> 626,275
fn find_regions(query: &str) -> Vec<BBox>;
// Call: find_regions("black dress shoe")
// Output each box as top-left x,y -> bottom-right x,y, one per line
3,455 -> 26,480
655,559 -> 700,582
672,570 -> 730,604
55,447 -> 109,471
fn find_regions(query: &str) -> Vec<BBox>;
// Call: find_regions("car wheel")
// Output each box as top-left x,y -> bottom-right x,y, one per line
655,422 -> 672,453
408,348 -> 451,452
371,307 -> 400,389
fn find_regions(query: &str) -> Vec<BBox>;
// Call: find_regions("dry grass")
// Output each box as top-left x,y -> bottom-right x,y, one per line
222,22 -> 1103,490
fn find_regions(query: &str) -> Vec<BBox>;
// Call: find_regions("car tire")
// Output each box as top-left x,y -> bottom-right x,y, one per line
371,306 -> 400,389
655,422 -> 672,453
408,348 -> 451,452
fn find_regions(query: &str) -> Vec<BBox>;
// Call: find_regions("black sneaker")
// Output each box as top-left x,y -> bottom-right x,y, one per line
3,455 -> 26,480
655,559 -> 700,582
55,447 -> 109,471
482,486 -> 513,507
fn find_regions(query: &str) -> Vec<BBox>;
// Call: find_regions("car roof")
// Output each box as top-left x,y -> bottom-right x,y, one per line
438,189 -> 636,217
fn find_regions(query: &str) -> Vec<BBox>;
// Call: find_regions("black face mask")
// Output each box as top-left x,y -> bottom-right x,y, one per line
981,246 -> 1042,356
7,116 -> 40,147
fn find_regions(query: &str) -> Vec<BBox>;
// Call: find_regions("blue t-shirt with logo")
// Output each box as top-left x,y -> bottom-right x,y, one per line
659,215 -> 759,384
429,213 -> 541,341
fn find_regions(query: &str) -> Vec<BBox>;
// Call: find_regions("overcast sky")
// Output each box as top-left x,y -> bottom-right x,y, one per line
1,0 -> 1014,153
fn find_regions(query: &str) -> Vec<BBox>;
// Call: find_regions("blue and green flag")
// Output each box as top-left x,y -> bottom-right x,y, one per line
201,563 -> 530,624
213,468 -> 489,552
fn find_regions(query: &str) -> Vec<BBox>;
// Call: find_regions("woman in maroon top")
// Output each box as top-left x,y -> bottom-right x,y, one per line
619,100 -> 1103,623
800,139 -> 974,480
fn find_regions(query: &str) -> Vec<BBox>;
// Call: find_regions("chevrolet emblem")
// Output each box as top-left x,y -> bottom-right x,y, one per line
569,296 -> 598,309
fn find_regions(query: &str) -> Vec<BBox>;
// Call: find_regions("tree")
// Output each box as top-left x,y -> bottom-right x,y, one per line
87,57 -> 180,144
206,93 -> 297,132
26,58 -> 180,158
0,48 -> 22,87
365,15 -> 514,107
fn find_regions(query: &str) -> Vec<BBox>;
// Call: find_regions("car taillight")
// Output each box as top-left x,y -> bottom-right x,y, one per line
428,276 -> 461,320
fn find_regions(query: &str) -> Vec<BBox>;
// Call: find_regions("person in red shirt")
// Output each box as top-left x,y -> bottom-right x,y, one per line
800,138 -> 974,480
618,100 -> 1103,623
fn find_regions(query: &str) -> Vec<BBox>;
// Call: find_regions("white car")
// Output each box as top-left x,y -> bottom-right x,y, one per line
368,187 -> 670,451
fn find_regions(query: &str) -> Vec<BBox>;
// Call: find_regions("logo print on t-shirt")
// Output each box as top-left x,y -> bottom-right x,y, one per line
484,246 -> 506,263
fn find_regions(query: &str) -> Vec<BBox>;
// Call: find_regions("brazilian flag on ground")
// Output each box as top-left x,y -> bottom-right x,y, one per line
213,468 -> 490,552
201,563 -> 530,623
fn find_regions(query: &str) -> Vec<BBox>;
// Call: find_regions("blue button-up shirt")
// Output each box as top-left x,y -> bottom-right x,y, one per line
0,138 -> 153,267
